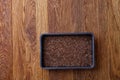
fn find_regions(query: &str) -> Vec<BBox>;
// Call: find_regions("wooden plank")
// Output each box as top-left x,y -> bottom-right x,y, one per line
12,0 -> 26,79
73,0 -> 110,79
12,0 -> 39,80
48,0 -> 74,80
24,0 -> 38,80
48,0 -> 74,33
0,0 -> 13,80
36,0 -> 49,80
108,0 -> 120,79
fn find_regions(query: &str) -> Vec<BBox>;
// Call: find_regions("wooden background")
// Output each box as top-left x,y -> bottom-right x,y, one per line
0,0 -> 120,80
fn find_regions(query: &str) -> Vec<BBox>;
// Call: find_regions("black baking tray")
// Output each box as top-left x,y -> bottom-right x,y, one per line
40,32 -> 95,69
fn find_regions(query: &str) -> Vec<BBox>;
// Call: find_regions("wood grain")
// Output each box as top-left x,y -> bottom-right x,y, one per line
108,0 -> 120,80
48,0 -> 73,80
12,0 -> 38,80
73,0 -> 110,79
0,0 -> 12,80
0,0 -> 120,80
36,0 -> 49,80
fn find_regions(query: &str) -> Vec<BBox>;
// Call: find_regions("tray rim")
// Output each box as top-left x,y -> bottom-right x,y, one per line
40,32 -> 95,69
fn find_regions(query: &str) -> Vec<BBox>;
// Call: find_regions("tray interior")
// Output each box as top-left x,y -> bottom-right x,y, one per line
41,34 -> 94,69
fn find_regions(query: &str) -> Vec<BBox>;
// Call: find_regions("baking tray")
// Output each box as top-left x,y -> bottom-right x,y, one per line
40,32 -> 95,69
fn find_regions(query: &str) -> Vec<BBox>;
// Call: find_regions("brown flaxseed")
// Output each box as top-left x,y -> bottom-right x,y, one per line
43,35 -> 92,67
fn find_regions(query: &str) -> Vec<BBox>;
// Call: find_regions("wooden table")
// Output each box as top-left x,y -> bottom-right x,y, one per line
0,0 -> 120,80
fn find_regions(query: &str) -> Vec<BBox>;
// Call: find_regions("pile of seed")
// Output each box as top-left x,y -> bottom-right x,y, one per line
43,35 -> 92,67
